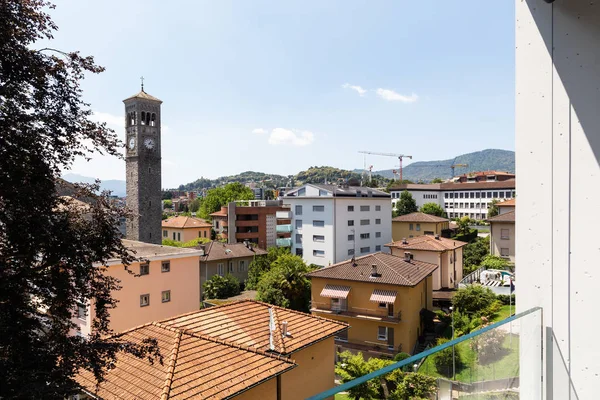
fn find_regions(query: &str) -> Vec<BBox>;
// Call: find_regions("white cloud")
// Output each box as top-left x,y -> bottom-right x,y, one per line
342,83 -> 367,97
375,88 -> 418,103
267,128 -> 315,147
91,111 -> 124,129
252,128 -> 267,135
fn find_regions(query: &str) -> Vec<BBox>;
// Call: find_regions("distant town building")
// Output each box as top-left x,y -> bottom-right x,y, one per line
390,178 -> 516,221
283,184 -> 392,267
161,215 -> 212,242
307,252 -> 437,357
209,200 -> 291,250
391,212 -> 450,240
489,199 -> 515,263
455,170 -> 515,183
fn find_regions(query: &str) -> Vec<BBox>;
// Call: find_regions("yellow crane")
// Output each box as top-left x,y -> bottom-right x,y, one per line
451,163 -> 468,178
358,151 -> 413,182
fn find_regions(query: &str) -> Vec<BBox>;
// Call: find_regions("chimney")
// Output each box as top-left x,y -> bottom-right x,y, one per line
281,321 -> 288,337
435,234 -> 440,240
402,237 -> 408,245
370,264 -> 378,277
198,244 -> 206,256
404,252 -> 412,262
244,240 -> 249,248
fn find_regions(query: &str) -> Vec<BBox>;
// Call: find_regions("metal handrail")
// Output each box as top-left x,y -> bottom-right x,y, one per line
306,306 -> 542,400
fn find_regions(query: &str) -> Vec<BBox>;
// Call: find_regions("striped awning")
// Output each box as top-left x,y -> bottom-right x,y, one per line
320,284 -> 351,299
369,289 -> 397,304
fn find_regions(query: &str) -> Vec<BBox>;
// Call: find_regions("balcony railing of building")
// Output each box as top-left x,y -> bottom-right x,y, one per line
311,302 -> 402,323
308,306 -> 543,400
276,238 -> 292,247
276,210 -> 292,219
275,224 -> 293,233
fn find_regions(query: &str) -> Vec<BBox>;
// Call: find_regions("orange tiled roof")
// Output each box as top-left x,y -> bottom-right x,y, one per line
497,198 -> 516,207
199,241 -> 267,262
392,212 -> 449,223
385,235 -> 468,252
488,210 -> 515,222
160,300 -> 348,354
76,321 -> 295,400
306,253 -> 438,287
162,216 -> 212,229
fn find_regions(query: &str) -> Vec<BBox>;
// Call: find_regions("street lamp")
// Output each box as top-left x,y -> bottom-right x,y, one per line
413,363 -> 418,373
449,306 -> 455,381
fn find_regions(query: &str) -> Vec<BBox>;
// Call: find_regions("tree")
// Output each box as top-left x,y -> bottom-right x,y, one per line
255,253 -> 314,312
163,199 -> 173,209
387,371 -> 437,400
0,2 -> 159,396
202,274 -> 241,299
480,255 -> 509,270
335,352 -> 390,400
457,216 -> 472,234
487,199 -> 500,218
395,190 -> 418,216
463,236 -> 490,273
198,182 -> 254,219
452,285 -> 497,316
264,189 -> 275,200
433,338 -> 462,377
188,198 -> 201,213
470,325 -> 507,364
246,246 -> 289,290
419,202 -> 445,217
431,177 -> 443,183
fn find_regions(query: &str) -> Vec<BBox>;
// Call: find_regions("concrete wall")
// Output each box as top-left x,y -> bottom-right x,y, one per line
516,1 -> 600,398
235,376 -> 278,400
490,222 -> 515,263
391,221 -> 448,241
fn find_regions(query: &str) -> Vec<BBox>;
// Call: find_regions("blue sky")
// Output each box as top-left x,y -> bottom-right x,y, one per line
53,0 -> 515,188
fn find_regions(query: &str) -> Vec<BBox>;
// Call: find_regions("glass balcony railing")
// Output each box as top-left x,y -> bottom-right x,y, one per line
276,238 -> 292,247
276,224 -> 293,233
308,306 -> 543,400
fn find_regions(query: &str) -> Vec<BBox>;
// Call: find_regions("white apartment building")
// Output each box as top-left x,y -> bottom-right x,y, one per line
390,180 -> 516,220
282,184 -> 392,267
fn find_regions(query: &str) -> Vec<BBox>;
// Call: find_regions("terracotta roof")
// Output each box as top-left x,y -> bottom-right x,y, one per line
458,170 -> 515,177
76,321 -> 295,400
159,300 -> 348,354
306,253 -> 438,287
210,210 -> 228,217
104,240 -> 204,264
199,242 -> 267,262
497,199 -> 516,207
488,210 -> 515,222
123,90 -> 163,103
162,216 -> 212,229
385,235 -> 467,252
392,212 -> 449,223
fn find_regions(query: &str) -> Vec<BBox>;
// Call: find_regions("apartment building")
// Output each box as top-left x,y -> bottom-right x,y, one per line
76,301 -> 348,400
489,209 -> 515,263
390,179 -> 516,221
391,212 -> 450,240
198,241 -> 267,300
210,200 -> 291,250
72,240 -> 204,336
307,253 -> 437,357
161,215 -> 212,242
455,170 -> 515,183
282,184 -> 392,267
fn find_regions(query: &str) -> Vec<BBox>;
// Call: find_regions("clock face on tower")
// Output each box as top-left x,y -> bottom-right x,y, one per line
144,137 -> 155,149
128,137 -> 135,150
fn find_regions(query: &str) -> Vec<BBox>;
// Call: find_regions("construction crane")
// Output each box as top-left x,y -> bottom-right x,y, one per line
359,151 -> 412,182
451,163 -> 468,178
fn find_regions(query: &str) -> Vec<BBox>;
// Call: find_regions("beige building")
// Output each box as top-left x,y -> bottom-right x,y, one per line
391,212 -> 450,241
385,235 -> 467,293
307,253 -> 437,358
76,300 -> 348,400
489,210 -> 515,263
199,241 -> 267,300
72,240 -> 203,336
161,215 -> 212,242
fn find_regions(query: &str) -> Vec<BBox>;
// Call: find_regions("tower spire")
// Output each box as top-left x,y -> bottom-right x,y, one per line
140,76 -> 145,91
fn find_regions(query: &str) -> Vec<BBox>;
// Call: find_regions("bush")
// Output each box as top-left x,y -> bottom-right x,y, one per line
433,338 -> 461,377
453,228 -> 478,243
470,325 -> 507,364
480,255 -> 510,270
387,371 -> 437,400
202,274 -> 241,299
452,285 -> 497,316
496,294 -> 516,306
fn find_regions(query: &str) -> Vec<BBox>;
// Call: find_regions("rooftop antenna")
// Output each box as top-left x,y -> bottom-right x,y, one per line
140,76 -> 145,91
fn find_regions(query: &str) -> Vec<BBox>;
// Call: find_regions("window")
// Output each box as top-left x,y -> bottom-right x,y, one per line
444,193 -> 448,198
296,234 -> 302,244
161,261 -> 170,273
493,191 -> 498,198
313,250 -> 325,257
501,248 -> 510,257
217,263 -> 224,276
360,246 -> 370,254
376,232 -> 381,238
468,192 -> 473,199
162,290 -> 171,303
476,192 -> 480,198
140,294 -> 150,307
297,188 -> 306,196
459,193 -> 464,198
482,192 -> 487,198
445,203 -> 449,208
360,233 -> 370,239
172,232 -> 176,240
375,218 -> 381,225
450,193 -> 454,199
416,223 -> 421,231
376,245 -> 381,251
238,260 -> 246,272
378,326 -> 388,341
77,303 -> 86,320
348,234 -> 355,241
313,220 -> 325,227
348,249 -> 355,256
313,235 -> 325,242
348,205 -> 354,212
376,205 -> 381,211
360,205 -> 370,212
295,219 -> 303,229
163,230 -> 168,237
348,220 -> 354,226
140,263 -> 149,276
313,205 -> 325,212
501,229 -> 510,240
379,302 -> 387,309
295,205 -> 303,215
360,219 -> 370,226
228,261 -> 234,273
470,203 -> 475,209
319,189 -> 328,196
295,248 -> 303,256
409,223 -> 413,231
500,191 -> 505,198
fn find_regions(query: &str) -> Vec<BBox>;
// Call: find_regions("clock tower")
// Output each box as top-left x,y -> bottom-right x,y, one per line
123,84 -> 162,244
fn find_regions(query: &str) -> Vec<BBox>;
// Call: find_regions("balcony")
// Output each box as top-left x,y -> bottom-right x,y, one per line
235,220 -> 259,227
311,306 -> 402,324
276,238 -> 292,247
276,224 -> 293,233
276,210 -> 291,219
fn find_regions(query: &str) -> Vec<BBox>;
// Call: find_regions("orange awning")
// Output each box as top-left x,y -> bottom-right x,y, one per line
369,289 -> 397,304
320,284 -> 351,299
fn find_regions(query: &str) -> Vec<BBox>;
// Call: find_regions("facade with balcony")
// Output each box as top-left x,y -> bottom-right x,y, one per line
307,252 -> 437,358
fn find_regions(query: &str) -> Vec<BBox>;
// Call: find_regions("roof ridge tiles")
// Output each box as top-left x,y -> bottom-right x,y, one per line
159,330 -> 182,400
372,253 -> 415,285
